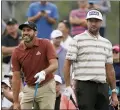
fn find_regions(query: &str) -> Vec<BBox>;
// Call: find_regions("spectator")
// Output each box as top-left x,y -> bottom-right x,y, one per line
54,75 -> 62,110
69,0 -> 88,36
88,0 -> 111,37
112,45 -> 120,94
27,1 -> 59,39
2,18 -> 21,79
11,21 -> 58,109
3,71 -> 24,109
2,79 -> 13,109
2,19 -> 7,36
51,30 -> 67,83
64,10 -> 118,110
4,71 -> 24,92
57,20 -> 73,50
60,80 -> 77,110
54,75 -> 77,110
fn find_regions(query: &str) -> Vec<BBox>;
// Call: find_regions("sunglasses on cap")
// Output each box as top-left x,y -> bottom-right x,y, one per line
60,20 -> 71,29
113,50 -> 119,54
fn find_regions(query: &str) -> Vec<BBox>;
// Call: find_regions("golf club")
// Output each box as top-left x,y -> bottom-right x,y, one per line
32,83 -> 39,109
70,95 -> 79,110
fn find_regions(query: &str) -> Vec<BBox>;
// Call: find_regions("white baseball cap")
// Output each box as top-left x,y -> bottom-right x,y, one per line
2,79 -> 11,88
51,30 -> 63,39
54,75 -> 62,84
86,10 -> 103,21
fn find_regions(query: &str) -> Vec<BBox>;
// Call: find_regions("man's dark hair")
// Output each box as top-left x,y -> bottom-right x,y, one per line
59,20 -> 71,29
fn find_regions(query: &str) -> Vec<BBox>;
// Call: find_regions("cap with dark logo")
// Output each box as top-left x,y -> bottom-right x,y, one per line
6,18 -> 18,25
86,10 -> 103,20
19,21 -> 37,31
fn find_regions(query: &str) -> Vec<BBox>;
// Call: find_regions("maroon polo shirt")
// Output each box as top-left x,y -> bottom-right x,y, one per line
11,38 -> 57,86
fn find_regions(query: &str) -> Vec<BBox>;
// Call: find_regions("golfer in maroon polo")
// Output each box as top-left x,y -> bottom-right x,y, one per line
11,21 -> 58,109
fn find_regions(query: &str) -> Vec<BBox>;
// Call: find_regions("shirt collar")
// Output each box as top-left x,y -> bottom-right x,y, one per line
85,30 -> 101,40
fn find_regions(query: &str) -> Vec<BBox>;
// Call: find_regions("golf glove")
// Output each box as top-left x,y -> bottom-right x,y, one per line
34,70 -> 46,84
63,86 -> 73,100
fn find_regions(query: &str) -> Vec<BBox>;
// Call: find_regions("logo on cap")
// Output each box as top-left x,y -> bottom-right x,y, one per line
24,21 -> 29,24
89,11 -> 99,16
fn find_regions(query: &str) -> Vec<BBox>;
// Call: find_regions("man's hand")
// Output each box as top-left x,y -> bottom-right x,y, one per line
94,4 -> 100,9
63,86 -> 74,100
111,92 -> 119,107
34,70 -> 46,84
43,11 -> 48,18
36,12 -> 42,18
13,102 -> 21,110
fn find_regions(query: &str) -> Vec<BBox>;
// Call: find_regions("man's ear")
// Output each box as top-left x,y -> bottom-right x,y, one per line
35,31 -> 38,36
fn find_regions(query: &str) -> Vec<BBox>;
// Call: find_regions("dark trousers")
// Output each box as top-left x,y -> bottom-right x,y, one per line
74,80 -> 109,110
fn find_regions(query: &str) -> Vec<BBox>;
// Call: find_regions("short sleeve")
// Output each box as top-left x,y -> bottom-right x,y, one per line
69,10 -> 76,18
66,38 -> 78,61
11,49 -> 21,72
26,4 -> 34,17
46,40 -> 57,60
106,42 -> 113,64
51,5 -> 59,20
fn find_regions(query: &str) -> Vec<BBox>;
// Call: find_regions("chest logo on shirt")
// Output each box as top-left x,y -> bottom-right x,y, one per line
36,51 -> 41,56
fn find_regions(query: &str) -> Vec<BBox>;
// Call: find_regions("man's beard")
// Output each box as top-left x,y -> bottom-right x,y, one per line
22,34 -> 34,43
89,27 -> 100,35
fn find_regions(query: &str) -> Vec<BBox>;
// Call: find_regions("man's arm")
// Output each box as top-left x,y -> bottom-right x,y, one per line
69,16 -> 87,27
106,63 -> 119,107
44,59 -> 58,74
106,63 -> 116,90
28,12 -> 42,22
12,71 -> 21,103
2,46 -> 17,56
46,16 -> 57,24
3,89 -> 13,102
64,59 -> 72,87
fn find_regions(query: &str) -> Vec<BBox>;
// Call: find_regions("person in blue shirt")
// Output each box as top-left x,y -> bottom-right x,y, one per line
50,30 -> 67,84
27,1 -> 59,39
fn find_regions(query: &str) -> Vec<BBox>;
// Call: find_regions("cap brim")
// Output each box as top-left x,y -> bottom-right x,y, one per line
4,75 -> 12,78
7,22 -> 17,25
86,16 -> 102,21
19,24 -> 36,31
55,79 -> 62,84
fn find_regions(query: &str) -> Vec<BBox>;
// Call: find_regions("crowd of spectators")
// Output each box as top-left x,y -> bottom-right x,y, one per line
1,0 -> 119,110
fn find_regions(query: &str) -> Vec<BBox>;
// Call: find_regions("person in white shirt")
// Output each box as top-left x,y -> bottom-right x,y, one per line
63,9 -> 118,110
57,20 -> 72,50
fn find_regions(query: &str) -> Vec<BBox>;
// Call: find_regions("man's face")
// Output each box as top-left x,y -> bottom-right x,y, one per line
1,83 -> 10,91
87,18 -> 102,33
40,1 -> 47,5
78,1 -> 88,8
57,22 -> 69,35
22,27 -> 36,43
113,50 -> 120,62
56,81 -> 61,93
52,36 -> 63,46
6,24 -> 18,34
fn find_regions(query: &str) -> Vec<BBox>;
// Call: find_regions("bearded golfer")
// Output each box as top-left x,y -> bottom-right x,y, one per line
11,21 -> 58,109
64,9 -> 119,110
